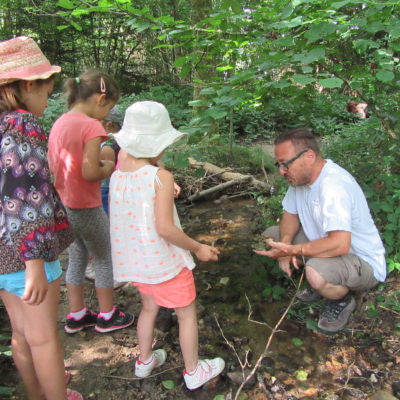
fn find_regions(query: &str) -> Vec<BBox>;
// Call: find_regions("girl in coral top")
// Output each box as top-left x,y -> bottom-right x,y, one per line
110,101 -> 225,390
48,70 -> 133,335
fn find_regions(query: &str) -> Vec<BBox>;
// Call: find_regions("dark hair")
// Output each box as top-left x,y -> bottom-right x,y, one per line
65,69 -> 120,109
274,127 -> 321,157
0,76 -> 55,113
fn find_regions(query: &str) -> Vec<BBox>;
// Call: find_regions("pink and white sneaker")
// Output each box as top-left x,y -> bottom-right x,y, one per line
135,349 -> 167,378
183,358 -> 225,390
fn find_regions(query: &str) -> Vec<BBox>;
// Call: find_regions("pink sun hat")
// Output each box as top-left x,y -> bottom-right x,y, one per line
0,36 -> 61,86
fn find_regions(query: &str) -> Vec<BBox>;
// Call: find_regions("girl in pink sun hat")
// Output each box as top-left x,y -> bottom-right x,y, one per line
0,37 -> 83,400
110,101 -> 225,390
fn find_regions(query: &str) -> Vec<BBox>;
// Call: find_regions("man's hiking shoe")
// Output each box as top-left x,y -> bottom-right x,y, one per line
297,287 -> 322,302
135,349 -> 167,378
317,292 -> 356,335
94,307 -> 134,333
65,309 -> 97,334
184,358 -> 225,390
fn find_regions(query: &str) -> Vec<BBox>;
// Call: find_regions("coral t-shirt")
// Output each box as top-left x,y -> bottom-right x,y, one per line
48,113 -> 107,208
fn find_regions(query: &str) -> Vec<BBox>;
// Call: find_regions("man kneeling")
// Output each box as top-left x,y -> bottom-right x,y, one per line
254,128 -> 386,334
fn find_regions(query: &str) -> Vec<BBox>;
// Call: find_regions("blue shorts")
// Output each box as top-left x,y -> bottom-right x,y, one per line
0,260 -> 62,297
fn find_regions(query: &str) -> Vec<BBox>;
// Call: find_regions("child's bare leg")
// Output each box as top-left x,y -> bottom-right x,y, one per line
1,279 -> 67,400
25,278 -> 66,400
95,286 -> 114,313
137,293 -> 159,361
1,290 -> 43,399
175,301 -> 198,372
66,282 -> 85,312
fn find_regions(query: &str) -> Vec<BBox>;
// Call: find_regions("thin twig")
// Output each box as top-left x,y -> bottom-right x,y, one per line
215,267 -> 305,400
102,365 -> 184,381
378,305 -> 400,316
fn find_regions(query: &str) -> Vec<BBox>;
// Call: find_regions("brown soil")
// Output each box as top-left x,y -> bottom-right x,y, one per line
2,198 -> 400,400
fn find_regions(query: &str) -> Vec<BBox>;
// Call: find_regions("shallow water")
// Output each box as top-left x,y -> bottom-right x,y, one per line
181,197 -> 333,398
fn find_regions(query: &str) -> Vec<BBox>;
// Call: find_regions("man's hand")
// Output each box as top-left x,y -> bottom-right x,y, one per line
253,239 -> 301,277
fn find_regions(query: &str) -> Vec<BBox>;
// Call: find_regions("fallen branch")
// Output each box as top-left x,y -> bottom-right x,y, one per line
188,157 -> 271,191
187,176 -> 251,202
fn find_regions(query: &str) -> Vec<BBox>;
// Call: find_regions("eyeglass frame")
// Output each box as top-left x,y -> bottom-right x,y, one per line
275,148 -> 308,172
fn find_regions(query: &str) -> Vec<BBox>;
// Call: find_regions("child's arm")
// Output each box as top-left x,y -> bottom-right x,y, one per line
82,137 -> 115,181
156,159 -> 181,197
155,169 -> 219,262
21,259 -> 48,305
100,144 -> 116,163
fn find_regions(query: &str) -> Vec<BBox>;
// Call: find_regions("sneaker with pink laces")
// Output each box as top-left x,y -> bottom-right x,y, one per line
183,358 -> 225,390
67,388 -> 83,400
135,349 -> 167,378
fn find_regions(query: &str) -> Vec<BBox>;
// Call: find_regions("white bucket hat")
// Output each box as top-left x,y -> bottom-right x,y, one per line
112,101 -> 188,158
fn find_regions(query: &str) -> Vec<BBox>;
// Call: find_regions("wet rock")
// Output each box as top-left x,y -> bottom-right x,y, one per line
227,370 -> 256,389
392,380 -> 400,398
261,357 -> 275,369
369,390 -> 398,400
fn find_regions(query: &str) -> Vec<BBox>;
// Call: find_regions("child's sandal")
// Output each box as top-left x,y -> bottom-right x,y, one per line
67,388 -> 83,400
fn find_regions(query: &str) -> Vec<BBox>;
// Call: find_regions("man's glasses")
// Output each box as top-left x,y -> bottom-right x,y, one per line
275,149 -> 308,172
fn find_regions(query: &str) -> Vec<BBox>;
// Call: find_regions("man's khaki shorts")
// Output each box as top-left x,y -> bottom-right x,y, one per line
263,225 -> 379,292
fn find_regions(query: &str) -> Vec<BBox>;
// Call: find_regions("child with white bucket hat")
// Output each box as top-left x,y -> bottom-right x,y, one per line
0,36 -> 82,400
110,100 -> 225,390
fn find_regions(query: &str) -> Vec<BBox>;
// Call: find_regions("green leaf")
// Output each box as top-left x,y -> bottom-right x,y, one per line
319,77 -> 343,88
376,70 -> 395,83
173,154 -> 189,169
70,20 -> 82,31
162,380 -> 175,390
0,386 -> 14,395
353,39 -> 380,54
174,56 -> 188,67
56,0 -> 75,9
331,0 -> 353,9
293,74 -> 316,85
292,337 -> 303,346
302,47 -> 325,64
205,108 -> 228,120
194,168 -> 205,178
213,395 -> 225,400
295,369 -> 308,381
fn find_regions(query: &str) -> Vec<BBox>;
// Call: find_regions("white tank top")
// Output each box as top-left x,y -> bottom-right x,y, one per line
109,164 -> 195,284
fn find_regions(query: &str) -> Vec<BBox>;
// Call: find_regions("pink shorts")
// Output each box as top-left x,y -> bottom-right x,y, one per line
134,268 -> 196,308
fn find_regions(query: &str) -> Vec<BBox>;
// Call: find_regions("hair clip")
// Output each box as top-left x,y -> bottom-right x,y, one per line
75,77 -> 80,84
100,76 -> 106,93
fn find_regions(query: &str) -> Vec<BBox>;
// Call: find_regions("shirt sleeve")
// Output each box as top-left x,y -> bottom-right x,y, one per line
0,111 -> 66,262
282,186 -> 298,215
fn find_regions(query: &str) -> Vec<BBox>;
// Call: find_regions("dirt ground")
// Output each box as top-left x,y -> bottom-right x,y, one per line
2,198 -> 400,400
